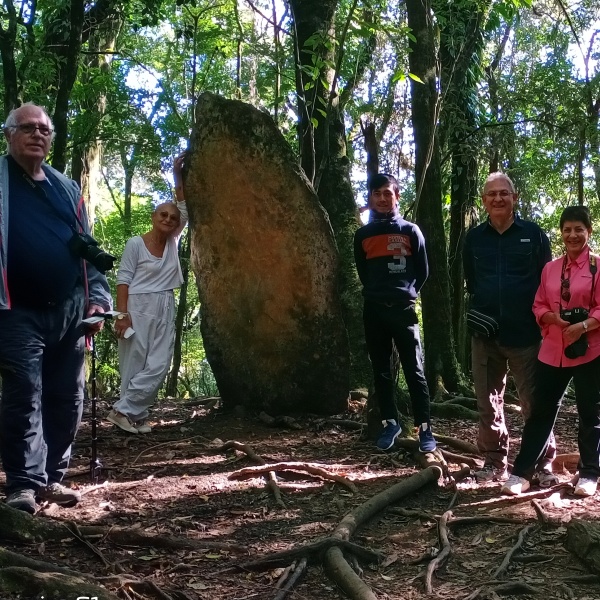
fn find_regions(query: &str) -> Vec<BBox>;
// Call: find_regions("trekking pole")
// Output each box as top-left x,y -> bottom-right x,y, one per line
89,335 -> 102,484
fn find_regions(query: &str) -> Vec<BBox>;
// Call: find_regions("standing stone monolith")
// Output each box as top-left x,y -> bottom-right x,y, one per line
185,93 -> 350,414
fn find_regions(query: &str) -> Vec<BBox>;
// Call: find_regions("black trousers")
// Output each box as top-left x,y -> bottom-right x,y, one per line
512,356 -> 600,480
363,300 -> 431,425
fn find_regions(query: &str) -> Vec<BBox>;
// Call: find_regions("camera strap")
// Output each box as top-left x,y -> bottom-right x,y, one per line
560,252 -> 597,313
19,167 -> 87,234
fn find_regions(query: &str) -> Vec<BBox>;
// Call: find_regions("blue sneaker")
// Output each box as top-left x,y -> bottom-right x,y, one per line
376,421 -> 401,450
418,423 -> 436,453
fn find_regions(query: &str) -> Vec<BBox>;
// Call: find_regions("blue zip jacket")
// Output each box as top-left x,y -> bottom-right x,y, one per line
0,155 -> 112,311
463,215 -> 551,347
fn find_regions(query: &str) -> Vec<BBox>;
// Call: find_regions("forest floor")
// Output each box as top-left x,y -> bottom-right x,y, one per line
1,392 -> 600,600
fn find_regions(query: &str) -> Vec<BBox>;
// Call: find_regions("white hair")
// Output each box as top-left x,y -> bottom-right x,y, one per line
4,102 -> 55,142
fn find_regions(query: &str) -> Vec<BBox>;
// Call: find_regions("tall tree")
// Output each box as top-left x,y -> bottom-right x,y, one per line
406,0 -> 464,396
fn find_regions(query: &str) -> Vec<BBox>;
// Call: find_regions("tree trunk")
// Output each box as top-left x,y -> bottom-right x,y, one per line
289,0 -> 376,387
51,0 -> 85,174
71,7 -> 122,224
0,2 -> 19,118
166,230 -> 191,397
406,0 -> 463,397
437,0 -> 491,369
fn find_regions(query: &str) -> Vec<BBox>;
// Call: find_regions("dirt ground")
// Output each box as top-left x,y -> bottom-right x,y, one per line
1,393 -> 600,600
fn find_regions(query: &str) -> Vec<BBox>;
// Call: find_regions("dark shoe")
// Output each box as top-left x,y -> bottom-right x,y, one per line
37,483 -> 81,507
474,464 -> 509,483
418,423 -> 437,453
5,488 -> 36,514
107,409 -> 139,434
376,421 -> 401,450
535,468 -> 558,488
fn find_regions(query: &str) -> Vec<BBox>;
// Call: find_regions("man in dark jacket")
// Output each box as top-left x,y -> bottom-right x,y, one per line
463,172 -> 554,483
0,103 -> 112,513
354,173 -> 436,453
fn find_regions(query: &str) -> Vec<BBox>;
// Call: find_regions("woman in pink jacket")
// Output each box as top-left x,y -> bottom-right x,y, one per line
502,205 -> 600,497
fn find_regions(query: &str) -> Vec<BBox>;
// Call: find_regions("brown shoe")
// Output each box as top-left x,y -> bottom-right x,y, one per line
107,409 -> 139,434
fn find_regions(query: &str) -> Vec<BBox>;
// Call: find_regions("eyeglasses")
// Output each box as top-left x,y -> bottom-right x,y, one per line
561,278 -> 571,302
10,123 -> 54,137
158,211 -> 179,222
484,190 -> 513,198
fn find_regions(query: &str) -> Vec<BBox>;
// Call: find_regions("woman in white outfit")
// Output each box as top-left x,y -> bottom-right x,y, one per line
107,154 -> 188,434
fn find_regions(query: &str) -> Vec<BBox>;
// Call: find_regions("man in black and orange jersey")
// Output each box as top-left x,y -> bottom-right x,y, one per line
354,173 -> 436,453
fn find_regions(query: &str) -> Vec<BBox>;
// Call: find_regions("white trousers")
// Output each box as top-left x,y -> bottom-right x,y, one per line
115,290 -> 175,421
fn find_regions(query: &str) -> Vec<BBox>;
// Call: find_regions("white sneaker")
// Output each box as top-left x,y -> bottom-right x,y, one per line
574,477 -> 598,497
107,410 -> 138,434
501,474 -> 530,496
135,421 -> 152,434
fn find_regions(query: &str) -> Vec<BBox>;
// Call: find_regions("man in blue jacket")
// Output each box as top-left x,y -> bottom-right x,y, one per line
354,173 -> 436,453
463,172 -> 554,484
0,103 -> 112,513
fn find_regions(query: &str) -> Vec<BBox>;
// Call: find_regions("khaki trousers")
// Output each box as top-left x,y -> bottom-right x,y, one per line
471,336 -> 557,470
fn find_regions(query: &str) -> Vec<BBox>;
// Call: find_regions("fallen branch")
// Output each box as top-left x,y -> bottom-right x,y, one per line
492,524 -> 536,579
228,462 -> 357,494
425,510 -> 452,594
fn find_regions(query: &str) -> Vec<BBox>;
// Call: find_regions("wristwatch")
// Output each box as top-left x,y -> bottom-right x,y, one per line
582,320 -> 588,332
117,313 -> 129,321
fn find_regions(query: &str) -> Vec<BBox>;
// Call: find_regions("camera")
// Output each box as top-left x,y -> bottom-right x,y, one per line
68,232 -> 116,274
560,307 -> 589,359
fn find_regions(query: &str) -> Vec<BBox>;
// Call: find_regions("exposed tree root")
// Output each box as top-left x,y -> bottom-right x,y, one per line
430,402 -> 479,421
0,503 -> 247,553
493,524 -> 536,579
228,461 -> 358,493
465,580 -> 540,599
554,452 -> 580,471
324,546 -> 378,600
424,510 -> 452,594
322,418 -> 365,430
440,449 -> 483,469
183,396 -> 221,406
224,539 -> 381,573
272,557 -> 308,600
220,440 -> 285,507
0,566 -> 121,600
464,483 -> 571,509
323,467 -> 443,598
258,411 -> 302,429
433,434 -> 480,455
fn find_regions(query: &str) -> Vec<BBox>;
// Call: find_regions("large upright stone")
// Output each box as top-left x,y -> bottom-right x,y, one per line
185,93 -> 350,414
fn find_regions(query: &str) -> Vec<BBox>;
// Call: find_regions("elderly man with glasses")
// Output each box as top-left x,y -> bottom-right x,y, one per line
0,103 -> 112,513
463,172 -> 554,484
